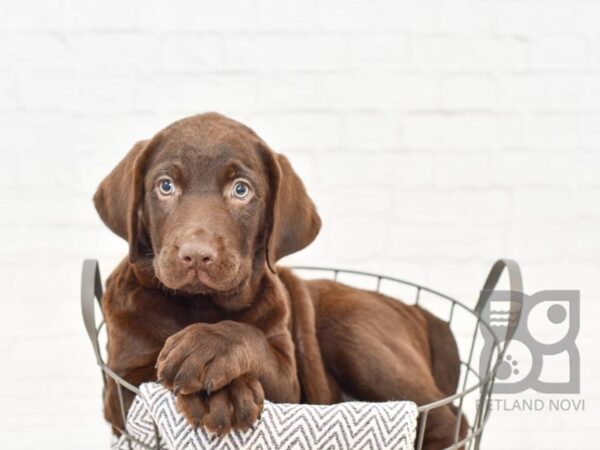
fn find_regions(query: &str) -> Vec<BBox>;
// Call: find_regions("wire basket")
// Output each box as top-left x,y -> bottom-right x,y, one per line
82,259 -> 523,450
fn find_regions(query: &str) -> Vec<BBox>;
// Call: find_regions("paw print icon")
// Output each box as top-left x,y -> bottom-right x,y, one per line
479,290 -> 580,394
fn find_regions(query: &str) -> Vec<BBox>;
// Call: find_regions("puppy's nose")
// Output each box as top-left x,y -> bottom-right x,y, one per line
178,241 -> 217,269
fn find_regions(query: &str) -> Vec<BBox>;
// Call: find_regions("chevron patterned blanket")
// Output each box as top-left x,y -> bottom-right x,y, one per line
112,383 -> 418,450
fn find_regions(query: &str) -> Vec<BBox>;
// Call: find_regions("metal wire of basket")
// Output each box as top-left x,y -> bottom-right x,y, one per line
82,259 -> 522,450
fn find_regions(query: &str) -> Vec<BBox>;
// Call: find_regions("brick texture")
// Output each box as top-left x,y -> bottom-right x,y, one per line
1,1 -> 598,448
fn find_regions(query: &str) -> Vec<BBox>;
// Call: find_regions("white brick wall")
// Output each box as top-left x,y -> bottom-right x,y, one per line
1,1 -> 598,448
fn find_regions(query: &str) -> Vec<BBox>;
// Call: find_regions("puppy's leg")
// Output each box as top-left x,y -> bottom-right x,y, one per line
317,310 -> 467,450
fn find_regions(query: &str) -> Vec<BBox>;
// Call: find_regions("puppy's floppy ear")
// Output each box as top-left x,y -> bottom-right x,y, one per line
262,148 -> 321,273
93,139 -> 155,262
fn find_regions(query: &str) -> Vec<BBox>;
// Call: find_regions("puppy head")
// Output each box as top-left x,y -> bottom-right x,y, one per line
94,113 -> 320,297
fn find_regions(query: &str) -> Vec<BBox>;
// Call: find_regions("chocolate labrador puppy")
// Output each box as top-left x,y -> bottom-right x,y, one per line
94,112 -> 467,449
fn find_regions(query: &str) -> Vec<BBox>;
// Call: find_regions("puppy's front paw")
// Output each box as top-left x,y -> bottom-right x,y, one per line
156,322 -> 254,396
176,375 -> 264,436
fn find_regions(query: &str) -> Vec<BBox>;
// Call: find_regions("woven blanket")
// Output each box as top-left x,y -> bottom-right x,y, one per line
112,383 -> 418,450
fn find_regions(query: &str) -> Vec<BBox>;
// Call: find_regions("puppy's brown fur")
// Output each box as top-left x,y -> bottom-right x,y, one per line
94,113 -> 467,449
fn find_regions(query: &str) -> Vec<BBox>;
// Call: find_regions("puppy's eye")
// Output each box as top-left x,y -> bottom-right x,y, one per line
232,181 -> 251,199
157,178 -> 175,196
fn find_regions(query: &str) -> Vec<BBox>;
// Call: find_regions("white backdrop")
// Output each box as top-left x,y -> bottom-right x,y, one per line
1,0 -> 599,448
